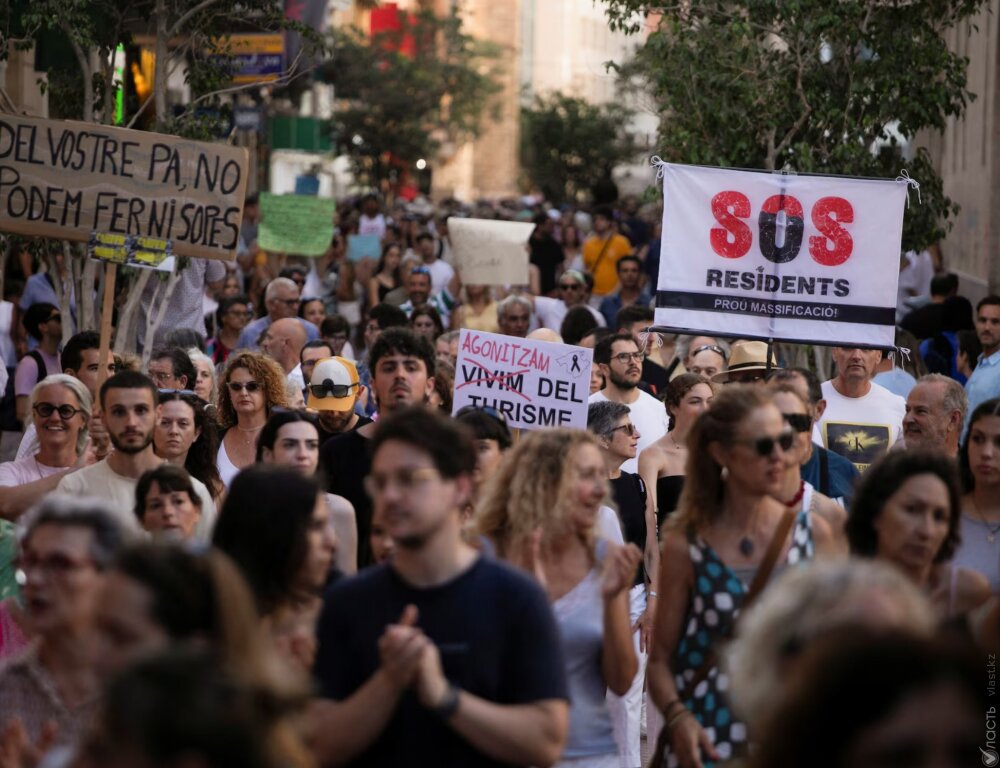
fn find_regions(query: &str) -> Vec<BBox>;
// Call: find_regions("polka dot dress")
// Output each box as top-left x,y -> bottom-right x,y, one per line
665,509 -> 815,767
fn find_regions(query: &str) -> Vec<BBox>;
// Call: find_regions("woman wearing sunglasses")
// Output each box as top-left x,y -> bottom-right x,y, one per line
647,386 -> 837,768
216,352 -> 289,488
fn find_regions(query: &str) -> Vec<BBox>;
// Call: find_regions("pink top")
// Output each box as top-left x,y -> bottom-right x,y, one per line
0,599 -> 29,661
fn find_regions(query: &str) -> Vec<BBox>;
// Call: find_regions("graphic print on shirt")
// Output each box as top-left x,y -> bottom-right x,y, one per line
822,421 -> 891,472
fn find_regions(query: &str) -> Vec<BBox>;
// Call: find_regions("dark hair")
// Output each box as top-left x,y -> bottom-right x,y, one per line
299,339 -> 333,365
766,366 -> 822,406
164,329 -> 206,354
216,295 -> 251,328
664,373 -> 712,430
847,449 -> 962,563
279,266 -> 306,282
24,302 -> 58,341
151,347 -> 197,390
593,204 -> 614,221
749,630 -> 983,768
976,294 -> 1000,314
370,406 -> 475,478
959,397 -> 1000,491
414,231 -> 434,244
255,409 -> 319,462
616,254 -> 641,272
409,304 -> 445,339
369,327 -> 436,378
298,298 -> 325,321
454,407 -> 512,449
100,370 -> 158,410
154,391 -> 222,497
319,315 -> 350,338
560,305 -> 599,346
615,304 -> 653,331
940,295 -> 974,333
368,303 -> 409,331
957,329 -> 982,371
929,272 -> 958,297
212,465 -> 320,615
593,331 -> 638,365
135,464 -> 201,523
62,331 -> 101,374
375,242 -> 403,285
431,362 -> 454,413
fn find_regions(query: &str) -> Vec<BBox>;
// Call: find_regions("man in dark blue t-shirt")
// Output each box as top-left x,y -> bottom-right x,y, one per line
311,408 -> 569,767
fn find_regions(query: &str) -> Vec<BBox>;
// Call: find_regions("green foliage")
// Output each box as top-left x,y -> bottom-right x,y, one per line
520,92 -> 640,203
606,0 -> 987,250
320,9 -> 503,187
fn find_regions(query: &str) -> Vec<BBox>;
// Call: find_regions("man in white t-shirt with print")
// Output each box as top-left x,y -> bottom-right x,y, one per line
813,345 -> 906,473
588,332 -> 668,474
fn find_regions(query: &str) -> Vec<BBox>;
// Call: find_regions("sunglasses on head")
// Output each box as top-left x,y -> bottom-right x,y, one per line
782,413 -> 812,433
308,381 -> 357,399
739,430 -> 795,456
454,404 -> 507,425
228,381 -> 261,393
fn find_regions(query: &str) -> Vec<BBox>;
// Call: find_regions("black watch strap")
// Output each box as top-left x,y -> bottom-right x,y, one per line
430,683 -> 460,719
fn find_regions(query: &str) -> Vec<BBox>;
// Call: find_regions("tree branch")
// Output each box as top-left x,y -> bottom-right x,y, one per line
772,41 -> 812,164
182,49 -> 311,111
169,0 -> 222,38
61,23 -> 94,121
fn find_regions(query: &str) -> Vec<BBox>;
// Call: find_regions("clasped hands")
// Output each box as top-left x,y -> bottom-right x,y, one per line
378,604 -> 450,709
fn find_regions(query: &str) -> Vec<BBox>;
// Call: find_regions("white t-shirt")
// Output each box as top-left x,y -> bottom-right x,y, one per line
597,505 -> 625,545
424,258 -> 455,294
535,297 -> 606,333
56,459 -> 217,542
0,456 -> 68,486
589,389 -> 669,474
358,213 -> 386,239
813,380 -> 906,472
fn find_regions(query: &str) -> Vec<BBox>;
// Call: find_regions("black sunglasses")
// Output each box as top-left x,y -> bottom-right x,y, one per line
738,430 -> 795,456
782,413 -> 812,433
308,381 -> 357,399
33,402 -> 84,420
228,381 -> 261,393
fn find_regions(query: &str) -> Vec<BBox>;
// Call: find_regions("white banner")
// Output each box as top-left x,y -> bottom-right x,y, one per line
452,329 -> 592,430
448,218 -> 533,286
654,163 -> 908,347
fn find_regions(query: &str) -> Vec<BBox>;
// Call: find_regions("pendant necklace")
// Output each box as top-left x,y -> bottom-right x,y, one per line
971,497 -> 1000,544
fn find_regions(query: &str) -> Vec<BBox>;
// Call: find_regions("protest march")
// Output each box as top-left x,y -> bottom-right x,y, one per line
0,3 -> 997,768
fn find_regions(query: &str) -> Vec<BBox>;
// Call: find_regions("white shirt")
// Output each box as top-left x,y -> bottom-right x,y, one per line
535,297 -> 606,333
424,258 -> 455,294
358,213 -> 386,239
56,459 -> 217,542
589,389 -> 669,474
813,379 -> 906,472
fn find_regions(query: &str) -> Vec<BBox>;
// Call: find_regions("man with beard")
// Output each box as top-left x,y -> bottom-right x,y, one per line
588,333 -> 668,474
964,295 -> 1000,432
57,371 -> 216,539
312,407 -> 569,768
902,373 -> 967,457
320,328 -> 435,567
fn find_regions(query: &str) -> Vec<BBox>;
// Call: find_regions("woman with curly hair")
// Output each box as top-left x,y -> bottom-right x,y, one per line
154,390 -> 224,504
847,449 -> 992,622
477,428 -> 641,768
216,351 -> 289,488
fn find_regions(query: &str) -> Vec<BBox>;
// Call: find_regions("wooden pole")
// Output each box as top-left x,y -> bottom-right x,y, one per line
97,262 -> 117,391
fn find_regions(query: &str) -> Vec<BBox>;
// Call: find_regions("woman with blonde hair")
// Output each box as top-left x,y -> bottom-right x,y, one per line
216,352 -> 289,487
647,385 -> 837,768
477,428 -> 641,768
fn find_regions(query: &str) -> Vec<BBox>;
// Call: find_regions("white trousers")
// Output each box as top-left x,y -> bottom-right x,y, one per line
607,585 -> 647,768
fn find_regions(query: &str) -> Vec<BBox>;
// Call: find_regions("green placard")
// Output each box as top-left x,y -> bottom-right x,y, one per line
258,192 -> 336,257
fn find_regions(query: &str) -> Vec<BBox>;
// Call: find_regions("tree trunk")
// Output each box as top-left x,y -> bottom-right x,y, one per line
154,0 -> 168,128
113,269 -> 153,355
79,257 -> 99,332
141,265 -> 181,368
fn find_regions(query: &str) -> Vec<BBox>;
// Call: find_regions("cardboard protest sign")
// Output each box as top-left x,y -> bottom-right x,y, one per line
448,218 -> 533,285
452,329 -> 592,430
0,114 -> 248,260
654,163 -> 909,348
347,233 -> 381,262
258,193 -> 335,257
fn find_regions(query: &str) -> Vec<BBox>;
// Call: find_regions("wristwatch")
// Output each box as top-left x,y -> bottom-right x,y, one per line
430,683 -> 460,719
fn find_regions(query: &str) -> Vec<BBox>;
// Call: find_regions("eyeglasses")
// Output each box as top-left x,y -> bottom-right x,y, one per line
33,403 -> 84,420
736,430 -> 795,457
611,352 -> 644,364
274,297 -> 301,307
228,381 -> 261,393
609,423 -> 638,437
691,344 -> 728,360
782,413 -> 812,433
411,266 -> 432,276
364,466 -> 440,497
308,382 -> 358,399
227,309 -> 253,318
558,283 -> 582,291
148,370 -> 176,384
47,314 -> 62,323
158,388 -> 198,398
15,552 -> 95,582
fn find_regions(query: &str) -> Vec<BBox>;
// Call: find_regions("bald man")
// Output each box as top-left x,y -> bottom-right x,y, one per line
262,317 -> 307,375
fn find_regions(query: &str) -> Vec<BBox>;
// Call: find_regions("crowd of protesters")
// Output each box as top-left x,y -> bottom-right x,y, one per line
0,190 -> 995,768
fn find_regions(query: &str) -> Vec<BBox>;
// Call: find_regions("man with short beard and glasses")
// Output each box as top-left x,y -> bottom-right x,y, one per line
902,373 -> 967,458
57,371 -> 216,540
320,328 -> 435,566
311,407 -> 569,768
588,332 -> 668,474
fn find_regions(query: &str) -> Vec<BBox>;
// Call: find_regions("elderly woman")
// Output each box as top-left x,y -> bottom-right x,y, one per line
187,348 -> 217,406
153,390 -> 224,504
216,351 -> 289,487
847,449 -> 992,621
0,497 -> 123,746
133,464 -> 203,543
478,428 -> 641,768
647,386 -> 837,768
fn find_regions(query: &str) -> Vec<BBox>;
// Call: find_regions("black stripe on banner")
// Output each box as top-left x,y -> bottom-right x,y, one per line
656,290 -> 895,326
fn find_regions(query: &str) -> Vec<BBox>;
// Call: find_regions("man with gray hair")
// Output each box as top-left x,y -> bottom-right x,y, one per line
236,276 -> 320,351
496,294 -> 532,338
0,496 -> 123,745
902,373 -> 968,457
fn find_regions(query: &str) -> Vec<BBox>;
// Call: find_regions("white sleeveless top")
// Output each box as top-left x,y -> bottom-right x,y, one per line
216,441 -> 240,488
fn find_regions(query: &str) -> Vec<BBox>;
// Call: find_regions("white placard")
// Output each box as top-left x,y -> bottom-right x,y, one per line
452,329 -> 592,431
448,218 -> 533,286
654,163 -> 908,347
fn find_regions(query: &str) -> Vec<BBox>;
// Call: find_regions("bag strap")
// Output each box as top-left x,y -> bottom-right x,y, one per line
27,350 -> 48,381
647,508 -> 797,768
819,447 -> 830,497
591,234 -> 614,276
